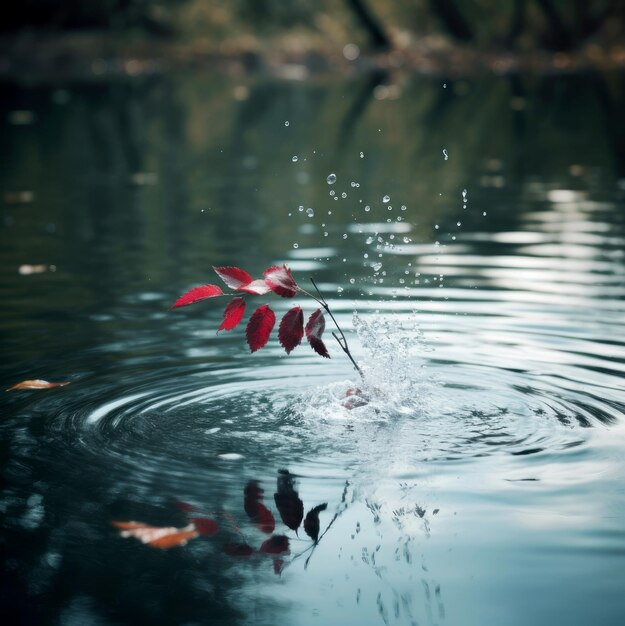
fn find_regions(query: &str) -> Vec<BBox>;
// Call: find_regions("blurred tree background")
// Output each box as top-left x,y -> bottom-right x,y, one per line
1,0 -> 623,63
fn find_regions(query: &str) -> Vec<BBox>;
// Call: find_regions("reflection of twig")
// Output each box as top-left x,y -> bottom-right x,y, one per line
283,480 -> 350,571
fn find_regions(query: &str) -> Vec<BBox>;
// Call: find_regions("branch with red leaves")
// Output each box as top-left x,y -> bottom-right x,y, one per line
170,264 -> 363,379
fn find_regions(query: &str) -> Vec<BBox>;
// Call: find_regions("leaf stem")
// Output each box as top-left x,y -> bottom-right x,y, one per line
301,279 -> 364,380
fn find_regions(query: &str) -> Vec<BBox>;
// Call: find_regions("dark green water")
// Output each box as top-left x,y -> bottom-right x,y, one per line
1,70 -> 625,626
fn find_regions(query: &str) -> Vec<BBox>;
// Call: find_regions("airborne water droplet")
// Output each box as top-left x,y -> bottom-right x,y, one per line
285,121 -> 290,127
292,155 -> 298,162
293,243 -> 299,248
306,208 -> 314,217
443,149 -> 449,160
383,195 -> 390,203
327,173 -> 337,185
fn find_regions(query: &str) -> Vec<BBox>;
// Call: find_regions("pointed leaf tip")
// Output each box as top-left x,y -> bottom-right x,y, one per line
263,264 -> 298,298
170,284 -> 223,309
305,309 -> 330,358
246,305 -> 276,352
213,266 -> 254,290
218,297 -> 246,332
278,306 -> 304,354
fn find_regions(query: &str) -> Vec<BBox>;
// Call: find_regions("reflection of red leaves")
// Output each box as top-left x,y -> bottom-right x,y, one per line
213,266 -> 254,290
173,500 -> 197,513
246,305 -> 276,352
343,387 -> 368,410
170,284 -> 223,309
6,379 -> 70,391
191,517 -> 219,537
273,559 -> 285,575
263,265 -> 298,298
278,306 -> 304,354
112,521 -> 199,549
218,297 -> 246,332
303,503 -> 328,542
244,480 -> 275,534
223,543 -> 254,557
260,535 -> 289,555
274,470 -> 304,532
305,309 -> 330,358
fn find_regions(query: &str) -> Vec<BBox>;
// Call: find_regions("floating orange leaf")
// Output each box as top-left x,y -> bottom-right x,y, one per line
6,379 -> 70,391
112,521 -> 199,549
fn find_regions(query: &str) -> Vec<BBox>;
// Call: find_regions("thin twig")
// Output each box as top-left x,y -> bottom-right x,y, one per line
305,279 -> 364,379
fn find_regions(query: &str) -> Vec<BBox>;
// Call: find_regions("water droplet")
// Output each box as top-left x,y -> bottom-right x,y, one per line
306,208 -> 314,217
341,192 -> 347,199
293,243 -> 299,249
443,149 -> 449,160
366,236 -> 374,244
372,262 -> 382,271
434,224 -> 439,229
351,181 -> 357,187
401,205 -> 407,211
364,205 -> 371,212
323,231 -> 328,237
330,190 -> 335,196
456,221 -> 461,227
383,195 -> 390,203
292,155 -> 298,162
359,151 -> 364,158
285,121 -> 290,127
327,173 -> 337,185
337,286 -> 344,293
298,205 -> 304,212
342,233 -> 348,239
349,278 -> 355,284
443,83 -> 447,88
483,211 -> 487,216
363,253 -> 369,258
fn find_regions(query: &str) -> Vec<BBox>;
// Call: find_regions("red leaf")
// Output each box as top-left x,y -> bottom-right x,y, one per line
303,503 -> 327,542
246,305 -> 276,352
237,279 -> 271,295
219,297 -> 246,332
213,266 -> 254,290
260,535 -> 290,555
223,543 -> 254,557
190,517 -> 219,537
305,309 -> 330,358
263,265 -> 298,298
244,480 -> 276,534
278,306 -> 304,354
170,284 -> 223,309
274,470 -> 304,532
112,521 -> 198,549
6,379 -> 70,391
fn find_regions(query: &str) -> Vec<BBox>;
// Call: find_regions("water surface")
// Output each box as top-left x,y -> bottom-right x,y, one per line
1,70 -> 625,626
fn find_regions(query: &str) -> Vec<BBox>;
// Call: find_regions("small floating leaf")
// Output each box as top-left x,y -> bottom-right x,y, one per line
6,379 -> 70,391
219,297 -> 246,332
278,306 -> 304,354
305,309 -> 330,358
263,265 -> 298,298
246,305 -> 276,352
112,521 -> 199,549
170,284 -> 223,309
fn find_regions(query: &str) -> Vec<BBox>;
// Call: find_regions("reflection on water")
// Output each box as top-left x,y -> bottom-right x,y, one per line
1,70 -> 625,625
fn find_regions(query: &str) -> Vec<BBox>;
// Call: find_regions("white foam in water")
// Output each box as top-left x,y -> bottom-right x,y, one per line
300,312 -> 433,421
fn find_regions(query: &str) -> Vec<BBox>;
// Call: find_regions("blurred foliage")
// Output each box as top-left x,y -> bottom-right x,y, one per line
2,0 -> 623,53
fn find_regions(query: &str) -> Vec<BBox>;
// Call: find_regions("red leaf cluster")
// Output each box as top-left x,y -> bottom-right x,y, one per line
171,264 -> 336,358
